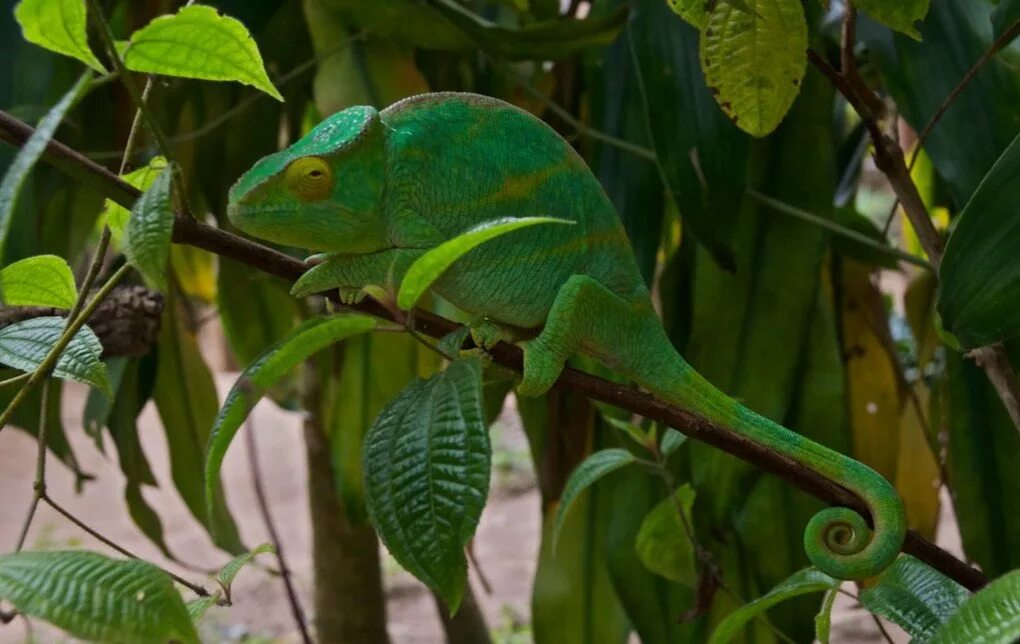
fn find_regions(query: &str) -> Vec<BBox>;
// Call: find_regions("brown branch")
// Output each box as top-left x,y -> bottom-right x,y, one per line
0,109 -> 989,591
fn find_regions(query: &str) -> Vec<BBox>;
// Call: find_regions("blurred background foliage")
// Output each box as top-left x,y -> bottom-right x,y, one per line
1,0 -> 1019,642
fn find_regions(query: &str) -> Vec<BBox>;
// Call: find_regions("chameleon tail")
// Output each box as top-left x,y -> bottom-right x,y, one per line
643,349 -> 906,580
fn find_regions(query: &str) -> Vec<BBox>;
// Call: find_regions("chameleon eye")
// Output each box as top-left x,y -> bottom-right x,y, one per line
285,157 -> 334,202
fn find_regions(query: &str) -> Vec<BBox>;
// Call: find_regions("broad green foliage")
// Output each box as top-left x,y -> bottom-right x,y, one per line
101,156 -> 168,244
396,217 -> 574,310
0,317 -> 110,394
0,254 -> 76,308
0,551 -> 197,644
855,0 -> 929,40
552,448 -> 636,547
938,133 -> 1020,349
14,0 -> 105,72
363,358 -> 489,611
205,314 -> 378,523
0,73 -> 91,264
931,569 -> 1020,644
699,0 -> 807,136
123,167 -> 174,291
123,5 -> 283,101
634,485 -> 697,585
708,568 -> 838,643
859,555 -> 970,641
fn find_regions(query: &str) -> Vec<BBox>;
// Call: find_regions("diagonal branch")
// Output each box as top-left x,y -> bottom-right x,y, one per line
0,108 -> 988,592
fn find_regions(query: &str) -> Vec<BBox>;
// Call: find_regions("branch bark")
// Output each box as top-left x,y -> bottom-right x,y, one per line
0,109 -> 988,591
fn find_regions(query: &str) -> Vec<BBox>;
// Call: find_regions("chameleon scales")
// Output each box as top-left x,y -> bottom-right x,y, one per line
227,92 -> 906,580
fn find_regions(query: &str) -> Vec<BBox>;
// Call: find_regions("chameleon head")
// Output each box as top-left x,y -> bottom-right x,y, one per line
227,105 -> 388,253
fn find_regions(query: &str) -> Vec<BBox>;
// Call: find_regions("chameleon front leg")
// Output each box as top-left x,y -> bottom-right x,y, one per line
291,248 -> 426,302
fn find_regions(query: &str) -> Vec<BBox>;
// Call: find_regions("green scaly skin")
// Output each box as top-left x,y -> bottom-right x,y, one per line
227,92 -> 906,580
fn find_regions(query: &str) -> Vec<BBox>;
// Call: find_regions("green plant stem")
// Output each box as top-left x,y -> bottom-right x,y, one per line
14,380 -> 50,552
0,373 -> 30,388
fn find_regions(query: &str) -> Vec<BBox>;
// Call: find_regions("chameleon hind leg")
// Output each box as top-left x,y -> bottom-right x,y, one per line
517,275 -> 657,397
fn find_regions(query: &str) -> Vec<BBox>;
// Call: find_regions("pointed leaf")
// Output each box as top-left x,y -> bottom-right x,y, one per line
123,167 -> 174,291
0,255 -> 76,308
855,0 -> 929,40
815,587 -> 838,644
708,568 -> 838,643
14,0 -> 106,72
0,551 -> 197,643
123,5 -> 283,100
205,314 -> 377,522
660,428 -> 686,456
931,569 -> 1020,644
552,448 -> 636,547
217,543 -> 275,590
363,358 -> 490,612
186,595 -> 219,622
0,317 -> 110,394
396,217 -> 573,310
100,156 -> 168,244
634,485 -> 697,585
859,555 -> 969,641
666,0 -> 709,29
700,0 -> 807,136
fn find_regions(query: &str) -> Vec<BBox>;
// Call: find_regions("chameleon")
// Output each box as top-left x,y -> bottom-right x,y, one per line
226,91 -> 906,581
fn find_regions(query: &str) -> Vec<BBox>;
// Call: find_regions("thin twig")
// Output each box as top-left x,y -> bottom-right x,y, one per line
14,381 -> 50,552
245,421 -> 313,644
871,613 -> 896,644
0,373 -> 30,389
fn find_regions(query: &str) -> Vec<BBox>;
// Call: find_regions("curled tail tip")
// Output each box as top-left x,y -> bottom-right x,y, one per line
804,504 -> 906,580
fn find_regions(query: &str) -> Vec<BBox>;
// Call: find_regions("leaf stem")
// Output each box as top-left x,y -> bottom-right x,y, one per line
0,373 -> 30,389
14,380 -> 50,552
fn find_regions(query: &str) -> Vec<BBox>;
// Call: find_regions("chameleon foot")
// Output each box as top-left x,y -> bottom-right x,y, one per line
516,339 -> 564,397
337,286 -> 367,305
469,317 -> 519,350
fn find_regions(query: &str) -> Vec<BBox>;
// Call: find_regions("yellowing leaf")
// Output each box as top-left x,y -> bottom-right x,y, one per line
700,0 -> 807,136
14,0 -> 106,72
855,0 -> 929,40
666,0 -> 708,30
123,5 -> 282,101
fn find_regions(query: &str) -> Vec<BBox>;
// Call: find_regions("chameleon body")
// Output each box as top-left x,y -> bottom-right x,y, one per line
227,92 -> 906,580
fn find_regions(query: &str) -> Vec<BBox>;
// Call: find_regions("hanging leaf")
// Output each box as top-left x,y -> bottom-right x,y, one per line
122,168 -> 174,291
0,551 -> 197,644
217,543 -> 275,597
931,569 -> 1020,644
396,216 -> 573,310
859,555 -> 969,641
14,0 -> 106,72
634,485 -> 697,585
700,0 -> 808,136
0,317 -> 110,394
855,0 -> 929,40
0,255 -> 76,308
186,595 -> 219,622
123,5 -> 283,100
552,448 -> 636,547
205,314 -> 378,524
363,358 -> 490,612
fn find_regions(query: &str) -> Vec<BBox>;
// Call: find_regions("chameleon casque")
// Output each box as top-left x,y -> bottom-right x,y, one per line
227,92 -> 905,580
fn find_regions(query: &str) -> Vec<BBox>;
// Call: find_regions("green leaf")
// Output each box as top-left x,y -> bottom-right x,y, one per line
123,167 -> 174,291
123,5 -> 283,101
660,428 -> 686,456
700,0 -> 808,136
938,133 -> 1020,349
815,587 -> 838,644
859,555 -> 970,641
217,543 -> 275,591
186,595 -> 218,622
552,448 -> 636,548
604,416 -> 651,446
205,314 -> 377,524
634,485 -> 697,585
14,0 -> 106,72
217,259 -> 300,368
855,0 -> 929,40
931,569 -> 1020,644
0,317 -> 110,394
0,550 -> 197,643
363,358 -> 490,612
396,217 -> 573,310
708,568 -> 838,643
0,73 -> 91,264
992,0 -> 1020,39
666,0 -> 708,29
0,255 -> 76,308
101,156 -> 168,245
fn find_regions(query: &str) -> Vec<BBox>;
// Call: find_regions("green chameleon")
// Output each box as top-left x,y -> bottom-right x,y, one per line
227,92 -> 906,580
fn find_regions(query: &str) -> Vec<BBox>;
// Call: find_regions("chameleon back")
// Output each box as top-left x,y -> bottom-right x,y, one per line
380,93 -> 647,329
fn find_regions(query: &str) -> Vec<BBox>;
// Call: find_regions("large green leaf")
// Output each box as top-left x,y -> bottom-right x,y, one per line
552,448 -> 636,548
700,0 -> 807,136
123,167 -> 174,291
708,568 -> 838,643
0,551 -> 197,644
205,313 -> 378,525
363,357 -> 489,612
931,569 -> 1020,644
396,217 -> 573,310
0,73 -> 90,264
0,317 -> 110,394
855,0 -> 929,39
0,254 -> 76,308
859,555 -> 970,641
938,133 -> 1020,348
123,5 -> 283,100
13,0 -> 105,72
634,485 -> 697,585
